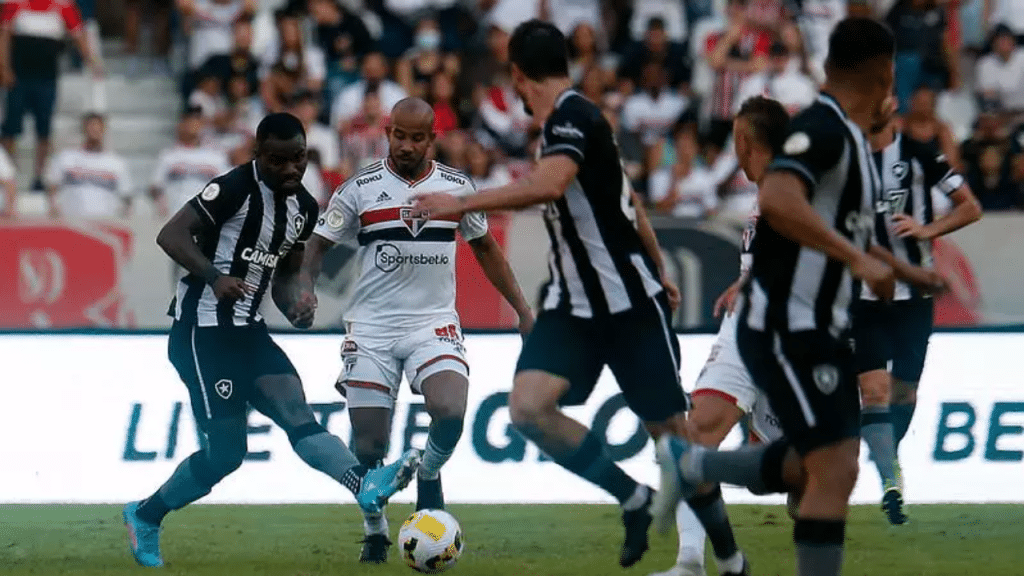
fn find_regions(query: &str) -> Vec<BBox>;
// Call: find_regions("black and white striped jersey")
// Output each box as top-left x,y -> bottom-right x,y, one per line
538,89 -> 663,318
744,93 -> 879,337
169,162 -> 319,327
863,133 -> 963,301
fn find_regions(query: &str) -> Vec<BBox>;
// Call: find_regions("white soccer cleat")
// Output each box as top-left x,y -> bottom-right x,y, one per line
648,561 -> 708,576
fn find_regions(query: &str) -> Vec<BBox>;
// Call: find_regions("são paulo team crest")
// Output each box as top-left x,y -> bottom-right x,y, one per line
400,207 -> 428,236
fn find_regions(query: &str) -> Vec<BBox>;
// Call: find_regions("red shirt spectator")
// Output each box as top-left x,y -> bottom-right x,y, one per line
1,0 -> 83,80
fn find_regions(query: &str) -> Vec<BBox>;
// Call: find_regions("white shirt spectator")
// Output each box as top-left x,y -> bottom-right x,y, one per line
990,0 -> 1024,35
385,0 -> 456,18
258,41 -> 327,85
622,90 -> 689,146
733,66 -> 817,115
187,0 -> 248,70
307,121 -> 341,171
151,145 -> 231,213
648,164 -> 718,219
977,48 -> 1024,110
472,164 -> 512,191
188,88 -> 226,120
547,0 -> 602,36
795,0 -> 844,83
487,0 -> 539,34
630,0 -> 687,43
477,85 -> 532,152
330,79 -> 407,128
0,146 -> 15,215
46,148 -> 132,218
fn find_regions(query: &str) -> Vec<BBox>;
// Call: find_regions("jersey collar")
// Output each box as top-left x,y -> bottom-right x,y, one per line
385,158 -> 435,187
817,91 -> 847,120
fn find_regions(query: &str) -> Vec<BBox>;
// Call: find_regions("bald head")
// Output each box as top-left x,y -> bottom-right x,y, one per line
387,97 -> 437,180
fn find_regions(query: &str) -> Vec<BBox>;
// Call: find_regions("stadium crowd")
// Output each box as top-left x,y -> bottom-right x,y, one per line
2,0 -> 1024,220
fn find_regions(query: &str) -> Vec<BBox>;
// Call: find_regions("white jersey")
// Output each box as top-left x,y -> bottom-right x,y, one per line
151,144 -> 231,212
314,159 -> 488,331
45,148 -> 132,218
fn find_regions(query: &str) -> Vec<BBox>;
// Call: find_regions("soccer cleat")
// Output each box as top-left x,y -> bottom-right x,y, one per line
356,448 -> 422,515
651,435 -> 700,535
359,533 -> 391,563
882,487 -> 908,525
416,473 -> 445,511
720,555 -> 751,576
122,501 -> 164,567
647,561 -> 707,576
620,487 -> 654,568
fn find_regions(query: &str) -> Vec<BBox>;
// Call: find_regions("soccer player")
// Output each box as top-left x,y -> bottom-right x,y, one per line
652,18 -> 900,576
292,97 -> 534,563
412,20 -> 693,569
121,113 -> 421,568
855,115 -> 981,524
651,96 -> 790,576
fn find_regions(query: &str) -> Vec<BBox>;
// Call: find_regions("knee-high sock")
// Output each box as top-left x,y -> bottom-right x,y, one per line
554,431 -> 645,508
795,519 -> 845,576
687,486 -> 743,572
862,407 -> 899,489
419,417 -> 464,481
891,402 -> 917,447
675,500 -> 707,569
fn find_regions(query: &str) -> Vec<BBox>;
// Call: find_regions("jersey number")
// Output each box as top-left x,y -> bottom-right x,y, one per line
620,170 -> 637,226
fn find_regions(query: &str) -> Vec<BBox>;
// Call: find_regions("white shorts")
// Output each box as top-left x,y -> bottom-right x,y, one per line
692,304 -> 782,444
336,318 -> 470,409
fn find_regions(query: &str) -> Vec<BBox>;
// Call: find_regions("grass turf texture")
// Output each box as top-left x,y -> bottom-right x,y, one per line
0,504 -> 1018,575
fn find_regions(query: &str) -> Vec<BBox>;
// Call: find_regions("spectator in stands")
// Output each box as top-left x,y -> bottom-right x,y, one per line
618,17 -> 690,92
566,22 -> 612,85
976,24 -> 1024,114
734,41 -> 816,116
986,0 -> 1024,38
259,10 -> 326,114
792,0 -> 845,83
902,84 -> 963,171
0,0 -> 103,192
124,0 -> 171,75
396,18 -> 458,100
189,71 -> 227,122
466,139 -> 511,191
429,72 -> 459,137
204,73 -> 259,165
542,0 -> 603,37
289,89 -> 339,204
629,0 -> 688,45
199,17 -> 259,97
45,113 -> 132,219
887,0 -> 956,113
704,0 -> 771,147
475,66 -> 531,157
579,65 -> 609,105
647,122 -> 718,219
622,61 -> 690,148
178,0 -> 256,88
150,107 -> 230,218
341,89 -> 389,172
0,146 -> 15,219
331,52 -> 407,132
310,0 -> 374,103
967,140 -> 1019,209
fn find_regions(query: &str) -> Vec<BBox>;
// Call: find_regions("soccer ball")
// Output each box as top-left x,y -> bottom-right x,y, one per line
397,509 -> 464,573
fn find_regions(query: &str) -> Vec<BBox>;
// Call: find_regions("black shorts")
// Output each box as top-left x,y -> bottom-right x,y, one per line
515,292 -> 688,423
167,321 -> 298,429
737,323 -> 860,455
852,298 -> 934,382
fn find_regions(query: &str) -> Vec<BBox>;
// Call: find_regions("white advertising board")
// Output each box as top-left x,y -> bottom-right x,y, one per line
0,333 -> 1021,504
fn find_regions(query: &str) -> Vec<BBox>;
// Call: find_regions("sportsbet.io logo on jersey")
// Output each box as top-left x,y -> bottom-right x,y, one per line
375,243 -> 450,272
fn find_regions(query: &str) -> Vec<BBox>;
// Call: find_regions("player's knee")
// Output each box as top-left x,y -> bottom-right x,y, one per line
425,397 -> 465,422
204,442 -> 246,480
286,421 -> 327,448
687,411 -> 733,447
354,435 -> 388,467
806,450 -> 858,494
508,390 -> 552,430
858,371 -> 891,407
892,380 -> 917,405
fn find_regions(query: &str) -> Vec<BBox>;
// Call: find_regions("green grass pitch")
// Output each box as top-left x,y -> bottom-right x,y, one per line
1,504 -> 1019,575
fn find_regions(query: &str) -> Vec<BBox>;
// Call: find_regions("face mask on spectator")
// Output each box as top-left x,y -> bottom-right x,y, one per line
416,30 -> 441,51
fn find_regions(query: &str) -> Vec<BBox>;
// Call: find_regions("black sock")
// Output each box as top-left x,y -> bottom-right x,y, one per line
554,432 -> 638,505
891,402 -> 916,446
686,486 -> 739,561
340,464 -> 369,495
794,519 -> 845,576
136,492 -> 171,525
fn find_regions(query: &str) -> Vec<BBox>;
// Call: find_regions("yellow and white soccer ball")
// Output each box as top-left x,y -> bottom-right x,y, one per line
398,509 -> 464,573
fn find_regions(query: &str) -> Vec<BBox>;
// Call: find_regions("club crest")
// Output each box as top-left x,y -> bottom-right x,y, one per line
400,207 -> 428,236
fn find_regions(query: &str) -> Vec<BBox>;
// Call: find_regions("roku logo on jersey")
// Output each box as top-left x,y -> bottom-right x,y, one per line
440,172 -> 466,186
375,243 -> 449,272
241,248 -> 280,268
356,173 -> 383,187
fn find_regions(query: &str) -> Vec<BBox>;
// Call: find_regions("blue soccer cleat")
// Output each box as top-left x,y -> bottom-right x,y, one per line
122,501 -> 164,567
356,448 -> 422,515
651,435 -> 701,535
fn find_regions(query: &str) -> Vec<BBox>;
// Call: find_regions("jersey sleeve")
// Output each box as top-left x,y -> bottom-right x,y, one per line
297,196 -> 320,246
918,146 -> 964,196
540,100 -> 591,166
188,178 -> 247,227
455,176 -> 487,241
313,180 -> 360,243
116,157 -> 133,198
767,114 -> 846,197
150,151 -> 170,189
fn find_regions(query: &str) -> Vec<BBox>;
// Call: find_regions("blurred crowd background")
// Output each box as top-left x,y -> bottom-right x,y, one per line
4,0 -> 1024,225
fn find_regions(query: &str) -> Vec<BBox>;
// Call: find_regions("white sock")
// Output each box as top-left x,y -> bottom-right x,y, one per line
363,505 -> 389,536
676,500 -> 707,568
419,437 -> 454,481
622,484 -> 650,511
716,550 -> 745,574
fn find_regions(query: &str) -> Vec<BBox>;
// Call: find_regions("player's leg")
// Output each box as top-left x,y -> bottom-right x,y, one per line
890,298 -> 933,450
511,311 -> 652,568
890,379 -> 917,447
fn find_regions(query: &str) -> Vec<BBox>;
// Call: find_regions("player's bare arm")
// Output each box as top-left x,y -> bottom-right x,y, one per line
467,232 -> 535,336
412,155 -> 578,216
290,232 -> 336,327
631,189 -> 680,310
155,203 -> 248,300
867,244 -> 948,295
272,246 -> 313,328
714,272 -> 749,318
892,185 -> 982,240
760,170 -> 896,300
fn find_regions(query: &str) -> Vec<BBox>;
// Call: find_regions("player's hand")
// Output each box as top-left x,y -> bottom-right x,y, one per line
901,265 -> 950,296
713,278 -> 744,318
891,214 -> 930,239
288,290 -> 317,329
213,276 -> 249,300
516,311 -> 535,339
0,66 -> 14,88
852,254 -> 895,301
661,274 -> 681,311
410,193 -> 465,218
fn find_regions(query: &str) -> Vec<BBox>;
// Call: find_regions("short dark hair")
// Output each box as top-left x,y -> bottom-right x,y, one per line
825,17 -> 895,75
256,112 -> 305,144
508,19 -> 569,81
182,105 -> 204,118
82,112 -> 104,124
736,96 -> 789,155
